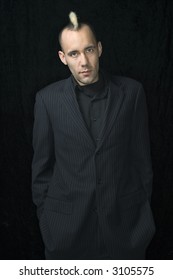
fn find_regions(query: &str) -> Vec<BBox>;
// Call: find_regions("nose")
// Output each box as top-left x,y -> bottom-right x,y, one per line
80,53 -> 88,66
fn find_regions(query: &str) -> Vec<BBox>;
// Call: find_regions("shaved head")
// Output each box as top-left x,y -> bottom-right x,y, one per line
59,23 -> 98,51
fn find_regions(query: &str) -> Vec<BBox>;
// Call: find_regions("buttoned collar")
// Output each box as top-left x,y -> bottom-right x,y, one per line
72,71 -> 107,100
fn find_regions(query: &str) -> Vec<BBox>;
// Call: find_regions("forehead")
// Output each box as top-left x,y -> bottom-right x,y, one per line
61,25 -> 97,51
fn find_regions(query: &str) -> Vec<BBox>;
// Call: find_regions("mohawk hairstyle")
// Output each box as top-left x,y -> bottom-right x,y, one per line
69,11 -> 78,30
58,11 -> 99,50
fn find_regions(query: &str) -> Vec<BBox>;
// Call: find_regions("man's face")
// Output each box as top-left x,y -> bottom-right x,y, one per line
58,25 -> 102,86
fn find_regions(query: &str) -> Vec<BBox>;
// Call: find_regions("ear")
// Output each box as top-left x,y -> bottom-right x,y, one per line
97,42 -> 102,57
58,51 -> 67,65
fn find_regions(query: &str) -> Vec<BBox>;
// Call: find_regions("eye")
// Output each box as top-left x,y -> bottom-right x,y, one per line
86,47 -> 95,53
69,51 -> 78,58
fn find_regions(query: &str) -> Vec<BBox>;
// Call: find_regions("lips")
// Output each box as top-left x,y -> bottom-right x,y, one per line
80,70 -> 91,74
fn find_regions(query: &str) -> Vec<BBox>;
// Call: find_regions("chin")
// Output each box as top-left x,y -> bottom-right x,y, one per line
78,79 -> 91,86
84,77 -> 96,84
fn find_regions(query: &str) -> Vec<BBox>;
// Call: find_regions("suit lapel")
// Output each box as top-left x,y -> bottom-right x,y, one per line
96,79 -> 125,151
60,76 -> 124,151
61,77 -> 96,149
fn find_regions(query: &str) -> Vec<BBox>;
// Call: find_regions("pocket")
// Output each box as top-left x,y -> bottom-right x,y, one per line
119,188 -> 147,210
44,196 -> 73,214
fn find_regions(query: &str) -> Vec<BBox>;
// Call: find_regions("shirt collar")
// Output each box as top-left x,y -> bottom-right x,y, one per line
72,72 -> 107,99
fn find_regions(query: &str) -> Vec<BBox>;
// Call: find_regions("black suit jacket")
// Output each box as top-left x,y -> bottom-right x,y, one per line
32,73 -> 155,259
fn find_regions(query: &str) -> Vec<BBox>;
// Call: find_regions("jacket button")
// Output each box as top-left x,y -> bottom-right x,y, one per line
97,179 -> 102,185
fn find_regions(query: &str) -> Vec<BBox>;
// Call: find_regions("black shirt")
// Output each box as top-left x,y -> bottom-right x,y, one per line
73,73 -> 108,143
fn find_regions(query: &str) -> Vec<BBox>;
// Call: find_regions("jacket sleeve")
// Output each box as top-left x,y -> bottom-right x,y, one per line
132,84 -> 153,201
32,92 -> 55,219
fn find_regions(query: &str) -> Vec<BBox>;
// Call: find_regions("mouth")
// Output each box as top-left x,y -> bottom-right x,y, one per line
80,70 -> 91,75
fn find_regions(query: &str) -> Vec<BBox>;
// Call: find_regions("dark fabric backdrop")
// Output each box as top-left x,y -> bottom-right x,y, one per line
1,0 -> 173,259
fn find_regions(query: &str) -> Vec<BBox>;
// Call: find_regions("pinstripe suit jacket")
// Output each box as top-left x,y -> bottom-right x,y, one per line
32,73 -> 155,259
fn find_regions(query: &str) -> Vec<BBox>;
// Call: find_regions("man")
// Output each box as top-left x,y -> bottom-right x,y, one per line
32,12 -> 155,260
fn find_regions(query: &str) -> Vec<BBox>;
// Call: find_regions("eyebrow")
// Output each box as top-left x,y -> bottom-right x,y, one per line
67,45 -> 96,56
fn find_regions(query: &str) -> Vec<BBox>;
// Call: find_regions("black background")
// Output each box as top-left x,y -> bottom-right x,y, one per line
1,0 -> 173,259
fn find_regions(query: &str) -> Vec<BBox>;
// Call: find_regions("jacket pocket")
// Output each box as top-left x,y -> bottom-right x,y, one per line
119,188 -> 147,210
44,196 -> 73,214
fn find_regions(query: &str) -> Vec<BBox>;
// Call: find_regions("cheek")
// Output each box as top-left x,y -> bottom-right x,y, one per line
91,56 -> 99,68
68,63 -> 78,75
